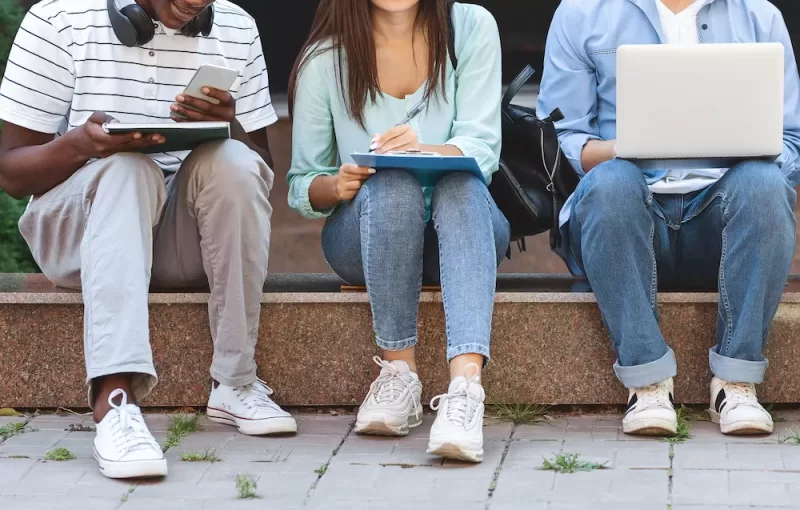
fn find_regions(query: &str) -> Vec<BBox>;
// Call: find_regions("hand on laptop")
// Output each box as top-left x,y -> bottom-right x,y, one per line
171,87 -> 236,123
73,112 -> 165,159
581,139 -> 617,173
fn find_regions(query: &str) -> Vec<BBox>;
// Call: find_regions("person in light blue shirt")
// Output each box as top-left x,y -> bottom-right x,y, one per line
538,0 -> 800,438
287,0 -> 509,462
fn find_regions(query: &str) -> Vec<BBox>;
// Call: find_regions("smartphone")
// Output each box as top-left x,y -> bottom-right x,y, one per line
176,64 -> 240,117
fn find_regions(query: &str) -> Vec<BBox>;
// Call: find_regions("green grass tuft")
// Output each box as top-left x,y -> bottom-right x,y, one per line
235,473 -> 259,499
163,414 -> 200,450
778,427 -> 800,445
314,464 -> 328,475
665,406 -> 692,444
0,422 -> 26,440
181,450 -> 219,463
541,453 -> 607,474
44,447 -> 76,461
489,403 -> 552,425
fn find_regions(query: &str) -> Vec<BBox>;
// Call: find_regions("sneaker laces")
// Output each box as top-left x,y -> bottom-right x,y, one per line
632,381 -> 673,411
363,356 -> 421,420
430,363 -> 481,429
723,382 -> 762,412
107,389 -> 160,454
235,378 -> 282,411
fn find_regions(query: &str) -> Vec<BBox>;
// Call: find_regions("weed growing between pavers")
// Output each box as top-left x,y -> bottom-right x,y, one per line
541,453 -> 607,474
778,427 -> 800,444
120,486 -> 135,503
236,474 -> 259,499
44,447 -> 76,461
488,403 -> 552,425
0,422 -> 27,440
665,406 -> 692,444
164,414 -> 201,450
314,464 -> 328,475
181,450 -> 220,462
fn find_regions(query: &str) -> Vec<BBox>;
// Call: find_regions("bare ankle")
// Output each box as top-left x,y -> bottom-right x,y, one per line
92,374 -> 136,423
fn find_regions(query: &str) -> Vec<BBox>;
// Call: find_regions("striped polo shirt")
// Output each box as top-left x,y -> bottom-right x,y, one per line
0,0 -> 276,173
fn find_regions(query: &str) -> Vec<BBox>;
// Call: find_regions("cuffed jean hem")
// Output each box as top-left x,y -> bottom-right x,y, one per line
709,348 -> 769,384
613,349 -> 677,389
447,343 -> 491,365
210,366 -> 258,389
85,364 -> 158,409
376,335 -> 418,352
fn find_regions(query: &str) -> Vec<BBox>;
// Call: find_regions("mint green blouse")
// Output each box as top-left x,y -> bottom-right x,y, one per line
287,2 -> 502,219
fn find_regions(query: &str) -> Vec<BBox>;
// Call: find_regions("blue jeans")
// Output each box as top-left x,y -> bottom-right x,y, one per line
322,170 -> 510,362
567,159 -> 797,388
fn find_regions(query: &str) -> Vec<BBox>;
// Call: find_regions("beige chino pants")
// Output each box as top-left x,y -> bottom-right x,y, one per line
18,140 -> 274,402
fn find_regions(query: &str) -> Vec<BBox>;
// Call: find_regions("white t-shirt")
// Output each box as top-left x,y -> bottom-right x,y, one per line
649,0 -> 726,195
0,0 -> 277,174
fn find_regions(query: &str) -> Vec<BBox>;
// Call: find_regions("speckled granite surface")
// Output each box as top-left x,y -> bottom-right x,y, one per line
2,274 -> 800,407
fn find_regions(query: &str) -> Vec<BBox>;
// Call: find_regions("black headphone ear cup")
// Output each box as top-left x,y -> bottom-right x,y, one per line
181,5 -> 214,38
108,0 -> 156,47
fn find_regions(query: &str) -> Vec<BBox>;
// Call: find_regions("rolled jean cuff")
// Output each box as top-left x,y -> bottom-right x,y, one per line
447,343 -> 491,365
86,363 -> 157,409
210,366 -> 258,389
376,334 -> 418,352
613,349 -> 677,389
709,348 -> 768,384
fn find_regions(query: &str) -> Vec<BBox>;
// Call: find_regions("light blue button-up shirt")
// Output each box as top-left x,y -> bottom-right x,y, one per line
287,3 -> 502,220
537,0 -> 800,186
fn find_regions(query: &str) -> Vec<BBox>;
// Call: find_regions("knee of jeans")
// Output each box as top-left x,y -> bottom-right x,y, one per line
575,159 -> 650,215
359,169 -> 425,216
191,140 -> 274,201
724,162 -> 796,231
431,172 -> 488,219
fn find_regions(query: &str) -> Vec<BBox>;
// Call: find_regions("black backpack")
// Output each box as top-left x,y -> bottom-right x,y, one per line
447,3 -> 578,252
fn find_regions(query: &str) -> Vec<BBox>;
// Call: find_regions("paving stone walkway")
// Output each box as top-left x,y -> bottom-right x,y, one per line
3,410 -> 800,509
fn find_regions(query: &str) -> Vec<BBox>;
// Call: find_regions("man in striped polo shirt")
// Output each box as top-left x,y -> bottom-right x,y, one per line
0,0 -> 296,479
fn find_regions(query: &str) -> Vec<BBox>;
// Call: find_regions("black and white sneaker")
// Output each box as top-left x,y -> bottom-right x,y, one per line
709,377 -> 773,435
622,378 -> 678,436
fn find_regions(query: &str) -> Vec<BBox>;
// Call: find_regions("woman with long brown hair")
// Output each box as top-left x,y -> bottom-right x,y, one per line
288,0 -> 507,462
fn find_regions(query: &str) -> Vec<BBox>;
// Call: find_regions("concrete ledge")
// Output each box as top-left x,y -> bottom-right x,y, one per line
2,273 -> 800,408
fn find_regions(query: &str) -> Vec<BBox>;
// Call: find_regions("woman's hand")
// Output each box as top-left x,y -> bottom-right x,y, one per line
371,124 -> 419,154
335,163 -> 375,201
170,87 -> 236,123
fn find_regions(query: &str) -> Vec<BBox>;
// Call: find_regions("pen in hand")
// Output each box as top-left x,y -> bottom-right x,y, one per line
369,99 -> 427,153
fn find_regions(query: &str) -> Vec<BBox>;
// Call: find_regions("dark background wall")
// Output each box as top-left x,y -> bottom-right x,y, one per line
243,0 -> 800,93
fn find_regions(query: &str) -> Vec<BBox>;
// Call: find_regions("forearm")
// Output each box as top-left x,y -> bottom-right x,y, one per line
580,140 -> 616,173
230,120 -> 274,169
420,144 -> 464,156
0,130 -> 87,198
308,174 -> 340,211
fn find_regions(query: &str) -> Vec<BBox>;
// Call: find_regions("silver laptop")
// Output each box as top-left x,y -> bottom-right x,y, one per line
615,43 -> 784,169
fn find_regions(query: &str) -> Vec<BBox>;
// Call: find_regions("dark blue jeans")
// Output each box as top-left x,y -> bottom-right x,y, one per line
322,170 -> 510,362
567,159 -> 797,387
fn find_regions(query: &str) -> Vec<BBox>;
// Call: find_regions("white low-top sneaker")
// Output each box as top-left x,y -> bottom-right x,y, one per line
427,364 -> 485,463
709,377 -> 773,435
354,356 -> 423,436
207,378 -> 297,435
622,378 -> 678,436
93,389 -> 167,479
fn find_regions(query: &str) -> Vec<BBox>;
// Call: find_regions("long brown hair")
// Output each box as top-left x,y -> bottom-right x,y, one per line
288,0 -> 452,128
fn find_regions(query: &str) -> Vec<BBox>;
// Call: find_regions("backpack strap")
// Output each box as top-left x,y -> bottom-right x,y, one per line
503,65 -> 536,108
447,0 -> 458,69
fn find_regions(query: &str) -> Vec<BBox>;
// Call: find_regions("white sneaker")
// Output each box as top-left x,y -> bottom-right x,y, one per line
709,377 -> 773,435
207,379 -> 297,435
427,364 -> 485,463
622,378 -> 678,436
93,389 -> 167,479
354,356 -> 423,436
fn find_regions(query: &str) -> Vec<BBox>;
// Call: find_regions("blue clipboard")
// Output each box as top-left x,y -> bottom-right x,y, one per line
350,152 -> 484,187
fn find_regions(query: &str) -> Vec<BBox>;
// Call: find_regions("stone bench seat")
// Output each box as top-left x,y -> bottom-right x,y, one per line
1,273 -> 800,409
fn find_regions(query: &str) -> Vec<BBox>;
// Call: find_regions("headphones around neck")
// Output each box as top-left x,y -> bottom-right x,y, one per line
107,0 -> 214,47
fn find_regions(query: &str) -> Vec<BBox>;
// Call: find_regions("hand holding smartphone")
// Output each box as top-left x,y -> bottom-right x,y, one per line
174,64 -> 239,118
